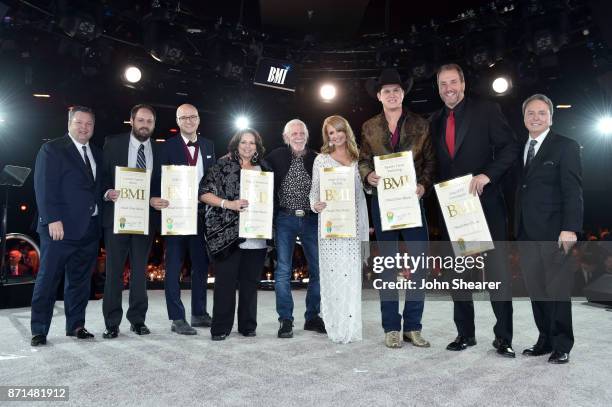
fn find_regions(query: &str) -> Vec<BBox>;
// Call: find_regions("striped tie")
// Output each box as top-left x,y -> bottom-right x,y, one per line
136,144 -> 146,169
525,139 -> 537,167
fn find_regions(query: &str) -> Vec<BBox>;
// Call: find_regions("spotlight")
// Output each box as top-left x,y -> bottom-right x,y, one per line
320,84 -> 337,102
597,117 -> 612,135
235,116 -> 250,130
491,76 -> 512,94
124,66 -> 142,83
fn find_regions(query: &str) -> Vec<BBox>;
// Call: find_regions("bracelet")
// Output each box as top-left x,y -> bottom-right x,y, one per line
220,199 -> 226,209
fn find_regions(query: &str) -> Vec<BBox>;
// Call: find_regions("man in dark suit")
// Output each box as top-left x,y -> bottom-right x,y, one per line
515,94 -> 583,364
150,103 -> 216,335
100,104 -> 160,339
31,106 -> 102,346
430,64 -> 520,357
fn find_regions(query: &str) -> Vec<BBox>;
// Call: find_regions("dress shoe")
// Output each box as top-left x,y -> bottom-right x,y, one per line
171,319 -> 197,335
548,351 -> 570,364
522,344 -> 553,356
31,334 -> 47,346
446,336 -> 477,351
191,313 -> 212,327
240,331 -> 256,337
211,333 -> 228,341
130,323 -> 150,335
492,337 -> 516,358
385,331 -> 402,348
278,319 -> 294,338
103,327 -> 120,339
304,316 -> 327,334
403,330 -> 431,347
67,327 -> 95,339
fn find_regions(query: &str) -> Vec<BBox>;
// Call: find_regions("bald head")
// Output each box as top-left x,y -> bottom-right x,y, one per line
176,104 -> 200,140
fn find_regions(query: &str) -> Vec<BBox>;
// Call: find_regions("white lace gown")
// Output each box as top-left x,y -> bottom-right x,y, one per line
309,154 -> 369,344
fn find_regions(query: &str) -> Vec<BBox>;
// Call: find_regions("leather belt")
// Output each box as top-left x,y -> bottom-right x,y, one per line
279,208 -> 314,217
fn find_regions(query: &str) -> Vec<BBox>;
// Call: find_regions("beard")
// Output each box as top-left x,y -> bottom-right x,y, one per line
132,127 -> 152,142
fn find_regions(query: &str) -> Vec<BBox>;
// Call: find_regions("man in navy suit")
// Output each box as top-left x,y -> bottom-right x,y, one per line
150,104 -> 216,335
101,104 -> 161,339
31,106 -> 103,346
515,94 -> 583,364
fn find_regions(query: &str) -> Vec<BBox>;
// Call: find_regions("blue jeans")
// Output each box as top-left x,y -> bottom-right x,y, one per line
274,211 -> 320,322
372,195 -> 429,333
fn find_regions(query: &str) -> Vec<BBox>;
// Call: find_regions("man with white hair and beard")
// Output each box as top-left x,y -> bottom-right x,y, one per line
101,104 -> 161,338
266,119 -> 326,338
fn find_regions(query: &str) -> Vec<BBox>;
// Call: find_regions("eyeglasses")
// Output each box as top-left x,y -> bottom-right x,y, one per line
177,115 -> 199,122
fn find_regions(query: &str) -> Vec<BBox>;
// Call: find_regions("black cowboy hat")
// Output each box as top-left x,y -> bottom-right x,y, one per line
365,68 -> 414,98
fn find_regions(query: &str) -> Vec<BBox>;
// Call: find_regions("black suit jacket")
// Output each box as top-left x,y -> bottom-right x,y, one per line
101,133 -> 161,232
34,135 -> 103,240
514,131 -> 583,241
430,98 -> 520,239
151,134 -> 216,211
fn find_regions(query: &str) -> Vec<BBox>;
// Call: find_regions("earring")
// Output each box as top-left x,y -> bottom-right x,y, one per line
234,150 -> 240,162
252,151 -> 259,163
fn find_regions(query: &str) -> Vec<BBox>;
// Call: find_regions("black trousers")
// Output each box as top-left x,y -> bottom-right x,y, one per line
211,248 -> 266,336
102,228 -> 154,328
517,238 -> 575,353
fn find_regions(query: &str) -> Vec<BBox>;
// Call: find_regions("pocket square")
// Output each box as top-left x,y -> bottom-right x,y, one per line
543,161 -> 555,166
206,155 -> 212,159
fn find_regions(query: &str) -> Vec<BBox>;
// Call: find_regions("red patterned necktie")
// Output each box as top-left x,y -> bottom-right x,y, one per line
445,110 -> 455,158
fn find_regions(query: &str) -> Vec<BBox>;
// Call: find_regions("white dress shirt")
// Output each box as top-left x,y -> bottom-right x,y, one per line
180,134 -> 204,183
69,133 -> 98,215
523,128 -> 550,165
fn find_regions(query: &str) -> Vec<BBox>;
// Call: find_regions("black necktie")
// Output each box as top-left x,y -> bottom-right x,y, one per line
136,144 -> 146,169
82,145 -> 94,181
186,140 -> 199,148
525,139 -> 537,167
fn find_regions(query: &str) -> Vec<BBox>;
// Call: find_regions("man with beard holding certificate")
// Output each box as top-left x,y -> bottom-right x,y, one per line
430,63 -> 519,357
515,94 -> 582,364
150,104 -> 216,335
101,104 -> 160,338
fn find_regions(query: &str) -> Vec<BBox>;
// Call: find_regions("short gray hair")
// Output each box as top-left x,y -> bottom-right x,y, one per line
522,94 -> 554,118
282,119 -> 309,145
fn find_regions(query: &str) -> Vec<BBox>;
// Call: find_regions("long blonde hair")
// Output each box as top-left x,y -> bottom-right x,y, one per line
320,115 -> 359,162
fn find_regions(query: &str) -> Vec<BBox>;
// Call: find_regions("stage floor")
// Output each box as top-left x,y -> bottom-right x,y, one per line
1,290 -> 611,406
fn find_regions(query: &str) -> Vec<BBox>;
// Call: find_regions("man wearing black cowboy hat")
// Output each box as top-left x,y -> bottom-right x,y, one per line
358,68 -> 436,349
430,63 -> 519,357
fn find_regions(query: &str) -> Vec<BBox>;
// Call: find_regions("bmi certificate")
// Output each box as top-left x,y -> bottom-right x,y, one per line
319,166 -> 356,238
374,151 -> 422,231
113,166 -> 151,235
239,169 -> 274,239
161,165 -> 198,235
434,174 -> 495,256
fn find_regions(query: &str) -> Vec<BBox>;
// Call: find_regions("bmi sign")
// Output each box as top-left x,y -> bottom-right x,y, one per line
253,58 -> 298,92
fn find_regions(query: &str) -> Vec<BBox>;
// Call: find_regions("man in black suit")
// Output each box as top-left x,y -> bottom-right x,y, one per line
100,104 -> 160,339
150,103 -> 216,335
430,64 -> 520,357
515,94 -> 583,364
31,106 -> 102,346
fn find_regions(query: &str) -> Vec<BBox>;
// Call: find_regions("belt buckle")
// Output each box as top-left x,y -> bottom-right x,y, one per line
295,209 -> 305,217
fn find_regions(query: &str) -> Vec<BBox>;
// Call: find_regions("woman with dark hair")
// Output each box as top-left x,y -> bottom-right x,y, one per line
199,128 -> 269,341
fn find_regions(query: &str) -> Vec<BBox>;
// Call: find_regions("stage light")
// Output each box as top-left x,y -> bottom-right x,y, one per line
124,66 -> 142,83
491,77 -> 511,94
597,117 -> 612,135
556,105 -> 572,109
235,116 -> 250,130
0,116 -> 5,124
33,94 -> 50,98
320,84 -> 337,102
19,204 -> 27,211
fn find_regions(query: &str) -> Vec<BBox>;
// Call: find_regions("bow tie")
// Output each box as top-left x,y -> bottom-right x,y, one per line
186,140 -> 199,147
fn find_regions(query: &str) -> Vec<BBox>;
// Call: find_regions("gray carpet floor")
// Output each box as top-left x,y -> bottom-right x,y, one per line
1,290 -> 611,407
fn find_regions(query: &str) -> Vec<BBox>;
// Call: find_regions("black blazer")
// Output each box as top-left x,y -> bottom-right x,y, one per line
101,133 -> 161,232
151,134 -> 216,210
430,98 -> 520,239
34,135 -> 103,240
514,131 -> 583,241
265,146 -> 317,210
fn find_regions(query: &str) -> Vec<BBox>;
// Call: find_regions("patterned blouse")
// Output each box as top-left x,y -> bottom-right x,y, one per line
278,153 -> 312,211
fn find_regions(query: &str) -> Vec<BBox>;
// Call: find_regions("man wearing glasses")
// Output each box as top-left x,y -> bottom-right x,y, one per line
150,104 -> 216,335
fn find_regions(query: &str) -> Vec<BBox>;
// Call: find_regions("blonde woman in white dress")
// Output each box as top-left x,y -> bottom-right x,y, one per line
309,115 -> 369,344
